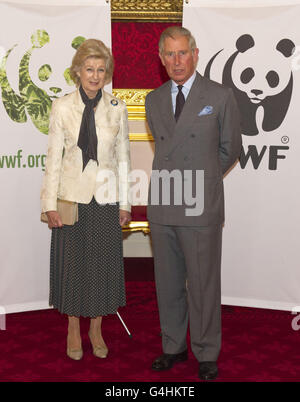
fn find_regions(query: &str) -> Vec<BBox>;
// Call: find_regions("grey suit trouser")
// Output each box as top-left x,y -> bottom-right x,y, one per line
150,222 -> 223,362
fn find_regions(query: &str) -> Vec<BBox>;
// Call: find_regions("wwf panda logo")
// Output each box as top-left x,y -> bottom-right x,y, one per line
204,34 -> 295,136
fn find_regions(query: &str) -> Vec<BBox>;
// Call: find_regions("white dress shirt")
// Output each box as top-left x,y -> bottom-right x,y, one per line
171,71 -> 197,114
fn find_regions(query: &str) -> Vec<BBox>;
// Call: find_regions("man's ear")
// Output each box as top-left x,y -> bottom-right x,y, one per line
159,52 -> 166,66
193,47 -> 199,66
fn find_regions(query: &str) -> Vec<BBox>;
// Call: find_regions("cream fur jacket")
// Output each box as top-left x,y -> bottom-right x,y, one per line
41,88 -> 131,213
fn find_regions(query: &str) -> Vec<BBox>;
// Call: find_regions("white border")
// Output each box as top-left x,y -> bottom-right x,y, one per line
3,297 -> 297,314
4,301 -> 52,314
187,0 -> 300,8
222,297 -> 297,312
0,0 -> 107,6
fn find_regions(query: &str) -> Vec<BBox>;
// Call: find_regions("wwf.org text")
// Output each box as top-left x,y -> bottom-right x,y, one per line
0,149 -> 46,171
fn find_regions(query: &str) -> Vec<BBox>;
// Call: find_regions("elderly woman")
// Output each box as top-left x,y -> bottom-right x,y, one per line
41,39 -> 131,361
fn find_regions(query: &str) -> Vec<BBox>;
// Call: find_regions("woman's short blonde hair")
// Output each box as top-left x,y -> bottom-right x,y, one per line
70,39 -> 114,86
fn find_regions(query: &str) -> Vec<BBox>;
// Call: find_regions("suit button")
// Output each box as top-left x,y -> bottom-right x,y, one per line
161,136 -> 164,140
191,134 -> 195,138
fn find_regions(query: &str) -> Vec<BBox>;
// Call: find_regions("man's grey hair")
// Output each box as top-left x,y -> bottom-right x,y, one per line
159,26 -> 197,54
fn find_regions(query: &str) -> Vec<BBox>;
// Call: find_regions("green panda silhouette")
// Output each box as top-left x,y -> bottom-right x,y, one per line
0,44 -> 27,123
0,31 -> 85,134
18,30 -> 53,134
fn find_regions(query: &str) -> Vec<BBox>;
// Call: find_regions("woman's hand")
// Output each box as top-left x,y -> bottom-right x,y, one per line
46,211 -> 63,229
119,210 -> 131,227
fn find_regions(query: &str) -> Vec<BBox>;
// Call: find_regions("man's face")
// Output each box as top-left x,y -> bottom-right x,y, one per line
160,35 -> 199,85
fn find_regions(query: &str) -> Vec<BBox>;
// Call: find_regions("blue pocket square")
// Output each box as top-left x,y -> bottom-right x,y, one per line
198,106 -> 213,116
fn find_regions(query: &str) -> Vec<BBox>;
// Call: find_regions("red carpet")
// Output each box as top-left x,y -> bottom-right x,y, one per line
1,277 -> 300,382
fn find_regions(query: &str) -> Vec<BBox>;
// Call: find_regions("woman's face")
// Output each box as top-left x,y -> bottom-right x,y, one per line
77,57 -> 106,98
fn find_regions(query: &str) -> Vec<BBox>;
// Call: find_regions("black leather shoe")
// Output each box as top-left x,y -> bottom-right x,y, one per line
198,361 -> 218,381
151,350 -> 188,371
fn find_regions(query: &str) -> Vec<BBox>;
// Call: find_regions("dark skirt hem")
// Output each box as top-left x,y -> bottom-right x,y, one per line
49,302 -> 126,319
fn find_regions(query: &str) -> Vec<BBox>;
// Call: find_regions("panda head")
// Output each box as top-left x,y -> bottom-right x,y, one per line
231,34 -> 295,104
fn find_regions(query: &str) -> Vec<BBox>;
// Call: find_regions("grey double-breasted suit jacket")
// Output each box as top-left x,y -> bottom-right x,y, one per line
145,72 -> 242,226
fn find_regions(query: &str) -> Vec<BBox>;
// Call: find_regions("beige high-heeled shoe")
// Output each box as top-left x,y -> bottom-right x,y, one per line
67,334 -> 83,361
88,331 -> 108,358
67,347 -> 83,361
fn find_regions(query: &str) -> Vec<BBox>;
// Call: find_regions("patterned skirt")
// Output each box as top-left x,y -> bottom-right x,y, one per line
49,198 -> 126,318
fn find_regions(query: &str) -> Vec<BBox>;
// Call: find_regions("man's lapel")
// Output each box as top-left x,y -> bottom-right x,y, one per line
169,72 -> 208,153
158,81 -> 176,138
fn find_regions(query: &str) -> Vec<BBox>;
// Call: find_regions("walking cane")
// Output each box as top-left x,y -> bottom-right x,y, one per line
117,311 -> 132,338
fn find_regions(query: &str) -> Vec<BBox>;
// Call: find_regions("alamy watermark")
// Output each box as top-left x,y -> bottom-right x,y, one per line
150,169 -> 204,217
95,163 -> 205,217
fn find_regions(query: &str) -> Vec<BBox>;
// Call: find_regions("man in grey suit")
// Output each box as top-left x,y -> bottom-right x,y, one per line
145,26 -> 242,380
